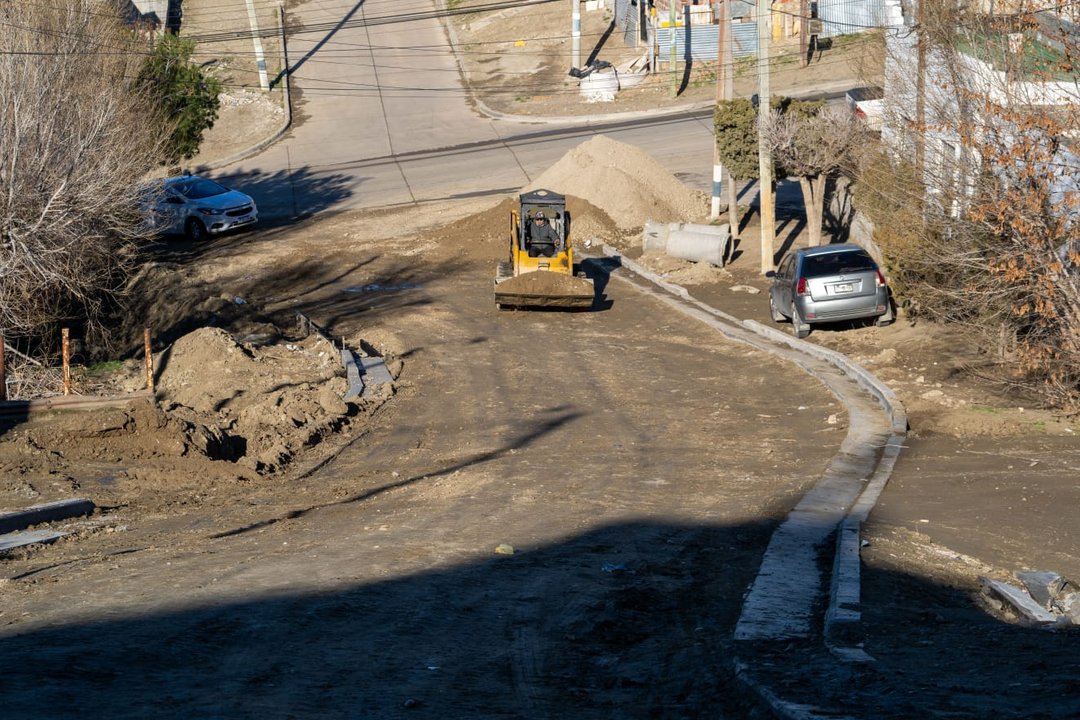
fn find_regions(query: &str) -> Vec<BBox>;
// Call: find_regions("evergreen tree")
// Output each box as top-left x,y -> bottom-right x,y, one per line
138,34 -> 222,162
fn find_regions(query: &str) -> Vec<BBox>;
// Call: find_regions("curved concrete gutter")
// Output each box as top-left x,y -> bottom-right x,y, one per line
600,247 -> 907,718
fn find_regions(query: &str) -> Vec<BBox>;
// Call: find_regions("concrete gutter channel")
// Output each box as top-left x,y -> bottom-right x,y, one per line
601,248 -> 908,719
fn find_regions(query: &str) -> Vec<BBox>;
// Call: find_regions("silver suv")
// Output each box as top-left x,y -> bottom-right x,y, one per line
768,244 -> 894,338
147,175 -> 258,241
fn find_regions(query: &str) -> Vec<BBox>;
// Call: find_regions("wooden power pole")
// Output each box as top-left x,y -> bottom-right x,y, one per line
757,0 -> 775,274
711,0 -> 732,219
670,0 -> 679,97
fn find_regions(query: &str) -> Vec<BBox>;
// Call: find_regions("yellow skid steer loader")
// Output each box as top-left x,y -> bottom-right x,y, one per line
494,190 -> 595,309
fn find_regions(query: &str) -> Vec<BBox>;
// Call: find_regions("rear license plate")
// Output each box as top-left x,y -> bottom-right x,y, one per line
834,283 -> 853,293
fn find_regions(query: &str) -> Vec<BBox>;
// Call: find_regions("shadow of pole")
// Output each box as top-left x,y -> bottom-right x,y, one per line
270,0 -> 367,87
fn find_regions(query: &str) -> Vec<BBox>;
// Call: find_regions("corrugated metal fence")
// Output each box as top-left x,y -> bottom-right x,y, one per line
649,0 -> 892,66
615,0 -> 650,46
817,0 -> 890,38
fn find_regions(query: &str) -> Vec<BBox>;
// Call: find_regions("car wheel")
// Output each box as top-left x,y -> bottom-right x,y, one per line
875,301 -> 896,327
791,303 -> 811,339
185,218 -> 207,242
769,293 -> 786,323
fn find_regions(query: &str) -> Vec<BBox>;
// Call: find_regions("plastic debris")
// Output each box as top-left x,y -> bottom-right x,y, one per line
495,543 -> 514,555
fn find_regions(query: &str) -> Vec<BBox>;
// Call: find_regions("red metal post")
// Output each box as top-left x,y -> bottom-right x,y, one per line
144,328 -> 154,390
0,334 -> 7,402
62,328 -> 71,396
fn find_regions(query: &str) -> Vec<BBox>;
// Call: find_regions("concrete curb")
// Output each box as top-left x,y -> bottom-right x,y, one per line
466,75 -> 861,125
734,660 -> 861,720
744,320 -> 908,658
0,498 -> 96,534
599,247 -> 907,718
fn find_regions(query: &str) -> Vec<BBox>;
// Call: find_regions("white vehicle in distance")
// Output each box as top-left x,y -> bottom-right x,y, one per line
147,174 -> 258,241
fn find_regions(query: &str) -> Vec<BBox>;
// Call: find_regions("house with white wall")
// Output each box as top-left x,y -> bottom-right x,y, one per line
880,2 -> 1079,216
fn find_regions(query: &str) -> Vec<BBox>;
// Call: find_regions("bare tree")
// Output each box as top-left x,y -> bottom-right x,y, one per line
761,105 -> 867,247
863,0 -> 1080,410
0,0 -> 163,340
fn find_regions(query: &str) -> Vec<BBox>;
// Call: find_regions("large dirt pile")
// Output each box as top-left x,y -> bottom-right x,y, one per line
156,328 -> 352,472
432,135 -> 708,254
0,326 -> 366,515
427,195 -> 625,256
526,135 -> 709,231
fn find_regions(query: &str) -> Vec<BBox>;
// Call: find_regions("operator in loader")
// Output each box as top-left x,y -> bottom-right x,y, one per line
528,211 -> 559,257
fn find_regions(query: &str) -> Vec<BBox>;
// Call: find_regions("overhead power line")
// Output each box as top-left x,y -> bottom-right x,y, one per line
183,0 -> 563,44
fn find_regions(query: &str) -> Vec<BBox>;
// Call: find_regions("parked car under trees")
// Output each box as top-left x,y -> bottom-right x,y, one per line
768,244 -> 894,338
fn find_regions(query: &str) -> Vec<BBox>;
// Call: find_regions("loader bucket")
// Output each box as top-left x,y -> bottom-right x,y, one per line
494,270 -> 595,309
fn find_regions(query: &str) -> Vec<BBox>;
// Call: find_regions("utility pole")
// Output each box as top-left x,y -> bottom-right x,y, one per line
757,0 -> 774,274
245,0 -> 269,91
571,0 -> 581,71
914,0 -> 926,182
670,0 -> 679,97
799,0 -> 808,67
711,1 -> 734,222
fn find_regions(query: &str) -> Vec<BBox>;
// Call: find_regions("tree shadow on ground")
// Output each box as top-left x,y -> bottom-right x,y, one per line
122,201 -> 468,377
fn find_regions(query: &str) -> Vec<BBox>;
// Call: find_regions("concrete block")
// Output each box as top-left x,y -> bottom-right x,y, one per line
0,530 -> 67,554
0,498 -> 95,534
980,577 -> 1057,625
341,348 -> 364,401
359,356 -> 394,399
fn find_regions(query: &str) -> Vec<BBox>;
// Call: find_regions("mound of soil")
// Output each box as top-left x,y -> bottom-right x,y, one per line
155,327 -> 351,472
527,135 -> 710,232
0,324 -> 375,514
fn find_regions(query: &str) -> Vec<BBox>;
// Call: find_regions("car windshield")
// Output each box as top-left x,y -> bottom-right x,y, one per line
802,250 -> 876,278
172,178 -> 229,199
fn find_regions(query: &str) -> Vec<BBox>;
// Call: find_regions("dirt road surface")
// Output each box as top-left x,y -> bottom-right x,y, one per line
0,198 -> 842,718
3,2 -> 1080,718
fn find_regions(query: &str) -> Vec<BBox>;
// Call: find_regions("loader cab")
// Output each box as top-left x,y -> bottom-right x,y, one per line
496,189 -> 595,309
522,206 -> 567,257
518,189 -> 570,258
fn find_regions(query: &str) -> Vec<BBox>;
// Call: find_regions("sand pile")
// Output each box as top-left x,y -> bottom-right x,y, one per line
527,135 -> 709,231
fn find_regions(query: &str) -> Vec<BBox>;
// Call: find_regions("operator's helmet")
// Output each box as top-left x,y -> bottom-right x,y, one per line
535,211 -> 546,221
